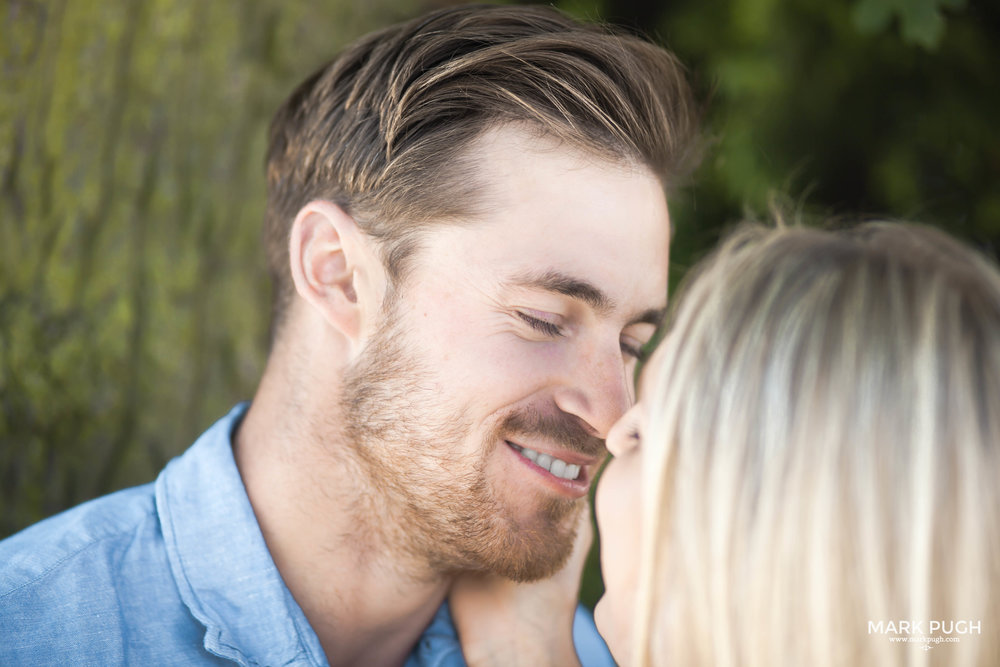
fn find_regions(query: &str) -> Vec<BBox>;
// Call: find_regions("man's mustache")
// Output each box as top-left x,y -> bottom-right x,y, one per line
498,408 -> 606,458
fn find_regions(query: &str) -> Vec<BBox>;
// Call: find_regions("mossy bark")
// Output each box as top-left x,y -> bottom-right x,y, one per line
0,0 -> 420,537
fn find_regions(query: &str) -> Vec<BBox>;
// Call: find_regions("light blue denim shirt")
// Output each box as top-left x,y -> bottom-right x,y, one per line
0,404 -> 615,666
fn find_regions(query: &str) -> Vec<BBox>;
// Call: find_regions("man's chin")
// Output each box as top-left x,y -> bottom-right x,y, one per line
456,501 -> 582,582
488,541 -> 574,583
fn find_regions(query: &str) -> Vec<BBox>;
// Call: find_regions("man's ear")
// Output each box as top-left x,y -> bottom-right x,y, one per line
288,200 -> 386,347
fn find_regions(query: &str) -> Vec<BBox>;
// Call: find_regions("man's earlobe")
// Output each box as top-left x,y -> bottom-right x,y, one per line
288,201 -> 382,344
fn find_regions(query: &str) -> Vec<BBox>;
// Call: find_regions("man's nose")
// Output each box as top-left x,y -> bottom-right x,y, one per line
552,339 -> 632,439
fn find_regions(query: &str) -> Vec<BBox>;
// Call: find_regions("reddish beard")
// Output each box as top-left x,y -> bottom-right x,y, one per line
337,298 -> 602,581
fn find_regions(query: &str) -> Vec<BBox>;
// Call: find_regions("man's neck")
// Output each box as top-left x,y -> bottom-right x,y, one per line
233,367 -> 451,667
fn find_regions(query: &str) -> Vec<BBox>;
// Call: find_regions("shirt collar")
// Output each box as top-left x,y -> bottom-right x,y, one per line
155,403 -> 327,666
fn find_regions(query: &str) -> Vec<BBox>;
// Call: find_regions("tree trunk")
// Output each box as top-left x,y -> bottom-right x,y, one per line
0,0 -> 421,537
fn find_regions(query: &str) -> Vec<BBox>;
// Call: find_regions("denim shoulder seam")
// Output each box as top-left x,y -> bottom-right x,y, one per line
2,535 -> 109,600
0,511 -> 154,600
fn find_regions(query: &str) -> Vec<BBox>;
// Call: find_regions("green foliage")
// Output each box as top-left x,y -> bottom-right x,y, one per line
653,0 -> 999,283
852,0 -> 967,49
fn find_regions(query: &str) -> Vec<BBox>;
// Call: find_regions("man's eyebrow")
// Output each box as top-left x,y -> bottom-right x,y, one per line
506,270 -> 666,325
506,270 -> 614,314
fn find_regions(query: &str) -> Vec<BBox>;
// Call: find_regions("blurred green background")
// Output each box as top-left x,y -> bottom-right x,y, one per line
2,0 -> 998,609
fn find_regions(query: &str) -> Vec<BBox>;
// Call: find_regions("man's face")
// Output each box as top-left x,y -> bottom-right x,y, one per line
341,128 -> 670,581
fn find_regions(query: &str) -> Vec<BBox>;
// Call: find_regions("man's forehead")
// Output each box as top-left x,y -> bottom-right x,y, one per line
408,123 -> 671,314
469,124 -> 662,197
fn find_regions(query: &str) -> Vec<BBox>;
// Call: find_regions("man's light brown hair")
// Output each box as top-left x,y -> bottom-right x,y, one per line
264,4 -> 700,330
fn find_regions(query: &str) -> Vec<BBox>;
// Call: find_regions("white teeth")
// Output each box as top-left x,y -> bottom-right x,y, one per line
509,443 -> 581,480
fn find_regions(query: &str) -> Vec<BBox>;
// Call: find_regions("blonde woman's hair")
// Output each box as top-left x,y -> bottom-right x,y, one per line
634,222 -> 1000,666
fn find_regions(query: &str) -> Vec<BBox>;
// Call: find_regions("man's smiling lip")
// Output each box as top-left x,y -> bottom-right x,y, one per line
505,440 -> 600,466
504,439 -> 601,494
